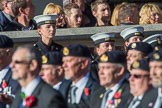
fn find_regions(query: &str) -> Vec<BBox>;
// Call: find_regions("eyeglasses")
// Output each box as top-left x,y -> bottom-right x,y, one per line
130,74 -> 149,79
11,60 -> 30,64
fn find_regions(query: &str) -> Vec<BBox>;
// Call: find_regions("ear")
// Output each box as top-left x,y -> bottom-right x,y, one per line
56,66 -> 64,76
29,60 -> 38,72
18,7 -> 25,14
96,47 -> 101,56
92,10 -> 97,17
115,66 -> 125,77
81,59 -> 89,69
124,41 -> 129,47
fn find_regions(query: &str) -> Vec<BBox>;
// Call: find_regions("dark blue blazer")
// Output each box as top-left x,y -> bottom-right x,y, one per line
11,79 -> 67,108
0,68 -> 20,108
117,87 -> 158,108
59,76 -> 100,108
89,79 -> 130,108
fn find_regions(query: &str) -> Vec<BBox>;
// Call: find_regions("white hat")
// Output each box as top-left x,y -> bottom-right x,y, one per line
34,14 -> 57,26
143,34 -> 162,46
90,32 -> 115,45
120,26 -> 144,41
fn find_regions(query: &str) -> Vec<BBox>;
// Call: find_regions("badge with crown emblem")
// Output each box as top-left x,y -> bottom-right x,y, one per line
132,61 -> 140,68
100,54 -> 108,62
154,46 -> 159,51
63,47 -> 69,56
42,55 -> 48,63
153,53 -> 160,60
131,43 -> 136,48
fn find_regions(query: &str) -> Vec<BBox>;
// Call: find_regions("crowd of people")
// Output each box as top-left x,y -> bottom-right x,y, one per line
0,0 -> 162,108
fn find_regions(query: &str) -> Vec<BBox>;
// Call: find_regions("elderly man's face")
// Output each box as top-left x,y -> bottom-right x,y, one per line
129,69 -> 150,96
149,61 -> 162,88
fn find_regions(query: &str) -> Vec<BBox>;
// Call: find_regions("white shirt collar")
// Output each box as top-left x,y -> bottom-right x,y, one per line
53,81 -> 62,90
21,76 -> 41,96
72,72 -> 90,103
0,66 -> 10,83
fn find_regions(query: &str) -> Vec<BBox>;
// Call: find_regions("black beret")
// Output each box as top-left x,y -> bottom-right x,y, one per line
42,51 -> 62,65
99,50 -> 126,64
127,42 -> 153,56
62,44 -> 91,58
0,35 -> 14,48
131,59 -> 149,71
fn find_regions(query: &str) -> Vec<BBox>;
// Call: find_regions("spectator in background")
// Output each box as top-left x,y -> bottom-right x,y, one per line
111,2 -> 127,26
39,51 -> 64,90
91,0 -> 111,26
139,3 -> 162,24
69,0 -> 91,27
0,0 -> 15,31
118,3 -> 139,25
10,0 -> 36,31
33,14 -> 63,55
43,3 -> 66,28
64,3 -> 83,28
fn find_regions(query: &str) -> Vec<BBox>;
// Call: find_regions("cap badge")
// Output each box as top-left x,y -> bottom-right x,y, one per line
105,37 -> 110,41
153,53 -> 160,60
134,32 -> 140,36
132,61 -> 140,68
154,46 -> 159,51
100,54 -> 108,62
131,43 -> 136,48
42,55 -> 48,63
63,47 -> 69,56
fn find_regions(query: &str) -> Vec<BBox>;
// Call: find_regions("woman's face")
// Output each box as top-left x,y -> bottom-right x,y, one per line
149,10 -> 161,24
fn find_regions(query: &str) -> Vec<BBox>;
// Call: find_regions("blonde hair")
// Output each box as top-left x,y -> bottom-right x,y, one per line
139,3 -> 162,24
43,3 -> 63,15
111,2 -> 128,26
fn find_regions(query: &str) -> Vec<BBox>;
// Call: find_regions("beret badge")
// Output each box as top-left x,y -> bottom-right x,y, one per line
131,43 -> 136,48
100,54 -> 108,62
63,47 -> 69,56
154,46 -> 159,51
42,55 -> 48,63
153,53 -> 160,60
132,61 -> 140,68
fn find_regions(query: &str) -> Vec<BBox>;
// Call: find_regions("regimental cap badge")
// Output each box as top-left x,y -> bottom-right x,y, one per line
100,54 -> 108,62
105,37 -> 110,41
154,46 -> 159,51
42,55 -> 48,63
132,61 -> 140,68
63,47 -> 69,56
134,32 -> 140,36
131,43 -> 136,48
153,53 -> 160,60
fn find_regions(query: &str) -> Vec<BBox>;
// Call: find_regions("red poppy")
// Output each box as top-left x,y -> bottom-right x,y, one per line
25,95 -> 36,107
2,80 -> 7,89
84,88 -> 90,96
114,91 -> 121,99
